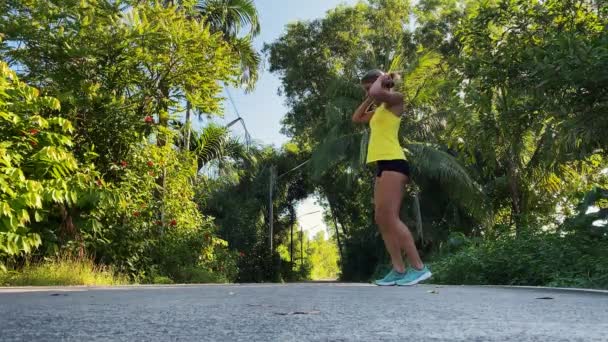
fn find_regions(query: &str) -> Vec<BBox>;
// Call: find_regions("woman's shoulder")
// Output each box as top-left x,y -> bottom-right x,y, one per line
379,102 -> 404,117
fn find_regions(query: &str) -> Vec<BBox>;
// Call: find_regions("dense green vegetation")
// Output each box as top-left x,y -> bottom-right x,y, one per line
1,0 -> 606,288
264,0 -> 608,287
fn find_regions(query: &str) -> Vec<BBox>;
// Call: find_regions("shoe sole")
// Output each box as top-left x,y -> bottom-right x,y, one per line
375,281 -> 397,286
397,271 -> 432,286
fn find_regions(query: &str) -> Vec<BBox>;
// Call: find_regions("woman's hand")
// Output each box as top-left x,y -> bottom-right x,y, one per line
382,74 -> 395,89
369,74 -> 403,106
352,97 -> 375,123
383,73 -> 402,89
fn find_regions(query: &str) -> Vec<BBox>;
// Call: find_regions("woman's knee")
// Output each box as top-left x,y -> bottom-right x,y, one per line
375,206 -> 398,227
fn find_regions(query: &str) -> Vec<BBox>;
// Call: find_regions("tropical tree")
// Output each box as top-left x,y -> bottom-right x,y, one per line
265,0 -> 485,279
438,0 -> 608,232
180,0 -> 261,150
174,122 -> 257,179
0,0 -> 246,282
196,0 -> 261,92
0,0 -> 240,167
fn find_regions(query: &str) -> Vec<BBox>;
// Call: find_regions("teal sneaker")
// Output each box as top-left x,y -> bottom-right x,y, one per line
374,269 -> 406,286
396,266 -> 432,286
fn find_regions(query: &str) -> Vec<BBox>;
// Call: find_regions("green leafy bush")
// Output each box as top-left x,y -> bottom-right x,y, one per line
431,231 -> 608,289
86,133 -> 237,283
0,62 -> 101,270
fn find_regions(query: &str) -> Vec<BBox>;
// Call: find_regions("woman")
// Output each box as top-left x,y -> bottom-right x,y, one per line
352,69 -> 432,286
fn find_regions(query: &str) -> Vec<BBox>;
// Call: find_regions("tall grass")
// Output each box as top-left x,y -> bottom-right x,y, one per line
0,257 -> 129,286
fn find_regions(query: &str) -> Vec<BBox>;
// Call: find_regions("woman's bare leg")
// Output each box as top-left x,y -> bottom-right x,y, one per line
374,171 -> 424,271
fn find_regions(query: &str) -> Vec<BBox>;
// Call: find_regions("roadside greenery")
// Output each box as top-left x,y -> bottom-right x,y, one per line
0,0 -> 606,288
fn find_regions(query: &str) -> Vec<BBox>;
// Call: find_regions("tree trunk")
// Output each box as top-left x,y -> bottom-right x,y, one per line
290,223 -> 294,265
59,204 -> 84,258
329,205 -> 344,262
185,100 -> 192,151
413,193 -> 423,242
507,157 -> 524,234
157,80 -> 170,147
155,81 -> 170,228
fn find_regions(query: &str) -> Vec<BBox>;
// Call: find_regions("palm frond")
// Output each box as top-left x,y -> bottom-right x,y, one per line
195,1 -> 261,91
196,0 -> 260,38
401,50 -> 444,104
223,137 -> 258,167
324,76 -> 363,100
310,132 -> 364,180
231,36 -> 261,92
388,51 -> 406,74
405,142 -> 490,222
194,124 -> 229,168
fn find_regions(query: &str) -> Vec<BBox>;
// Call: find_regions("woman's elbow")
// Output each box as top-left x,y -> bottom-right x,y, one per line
368,89 -> 382,101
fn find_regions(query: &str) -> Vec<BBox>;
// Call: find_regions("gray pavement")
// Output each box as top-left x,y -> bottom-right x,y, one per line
1,283 -> 607,341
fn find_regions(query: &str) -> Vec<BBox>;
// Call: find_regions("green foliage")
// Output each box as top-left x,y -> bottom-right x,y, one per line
195,0 -> 261,90
1,0 -> 240,170
200,144 -> 314,282
431,230 -> 608,289
0,0 -> 606,288
445,0 -> 608,230
188,124 -> 256,175
266,0 -> 489,281
0,62 -> 100,270
151,275 -> 174,285
196,0 -> 261,38
0,0 -> 253,284
266,0 -> 608,286
86,133 -> 237,283
308,232 -> 340,280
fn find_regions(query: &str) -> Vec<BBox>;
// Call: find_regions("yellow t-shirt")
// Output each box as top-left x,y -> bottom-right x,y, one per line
366,104 -> 405,163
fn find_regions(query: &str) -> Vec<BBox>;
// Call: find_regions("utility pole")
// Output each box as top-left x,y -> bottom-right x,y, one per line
268,166 -> 276,253
290,224 -> 294,266
300,225 -> 304,268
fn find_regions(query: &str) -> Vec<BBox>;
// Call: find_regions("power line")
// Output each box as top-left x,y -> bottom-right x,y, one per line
224,86 -> 252,147
298,210 -> 321,218
277,159 -> 311,180
223,85 -> 315,255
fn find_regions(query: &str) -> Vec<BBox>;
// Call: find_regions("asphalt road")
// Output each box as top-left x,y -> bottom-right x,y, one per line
1,283 -> 607,341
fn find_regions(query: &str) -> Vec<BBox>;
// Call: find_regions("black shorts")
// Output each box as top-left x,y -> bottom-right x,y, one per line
376,159 -> 410,177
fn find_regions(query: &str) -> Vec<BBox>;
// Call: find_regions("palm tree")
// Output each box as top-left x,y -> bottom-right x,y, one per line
183,0 -> 261,151
195,0 -> 260,39
194,0 -> 261,91
183,123 -> 257,176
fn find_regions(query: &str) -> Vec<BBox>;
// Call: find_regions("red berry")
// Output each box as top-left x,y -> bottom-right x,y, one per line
147,161 -> 154,167
120,160 -> 127,167
144,116 -> 154,124
170,219 -> 177,226
96,179 -> 103,187
29,129 -> 40,135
